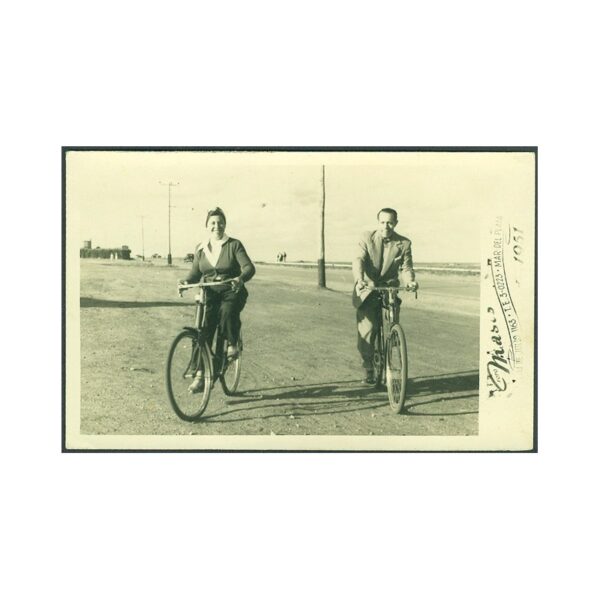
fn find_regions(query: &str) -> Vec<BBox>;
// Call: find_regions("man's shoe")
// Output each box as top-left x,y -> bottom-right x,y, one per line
362,370 -> 377,385
227,344 -> 239,360
188,373 -> 205,393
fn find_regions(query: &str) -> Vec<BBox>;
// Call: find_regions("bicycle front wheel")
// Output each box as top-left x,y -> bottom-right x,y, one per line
386,324 -> 408,413
165,330 -> 213,421
220,333 -> 242,395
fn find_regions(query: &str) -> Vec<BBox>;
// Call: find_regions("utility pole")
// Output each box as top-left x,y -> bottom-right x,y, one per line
159,181 -> 179,265
139,215 -> 145,261
318,165 -> 326,288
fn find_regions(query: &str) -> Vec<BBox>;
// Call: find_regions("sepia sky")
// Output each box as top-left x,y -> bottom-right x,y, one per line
67,151 -> 535,263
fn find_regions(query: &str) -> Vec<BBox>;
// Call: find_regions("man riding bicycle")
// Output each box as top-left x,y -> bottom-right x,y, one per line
352,208 -> 418,385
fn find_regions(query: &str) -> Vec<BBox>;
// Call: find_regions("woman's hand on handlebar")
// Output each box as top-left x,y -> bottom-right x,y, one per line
230,277 -> 244,293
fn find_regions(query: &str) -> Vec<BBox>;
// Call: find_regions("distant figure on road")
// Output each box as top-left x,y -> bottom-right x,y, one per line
282,251 -> 287,263
276,252 -> 282,263
352,208 -> 418,385
179,207 -> 255,391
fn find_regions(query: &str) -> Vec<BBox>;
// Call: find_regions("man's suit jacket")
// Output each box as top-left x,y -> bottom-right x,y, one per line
351,230 -> 415,308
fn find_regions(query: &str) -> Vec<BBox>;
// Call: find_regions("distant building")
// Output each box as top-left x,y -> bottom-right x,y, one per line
80,243 -> 132,260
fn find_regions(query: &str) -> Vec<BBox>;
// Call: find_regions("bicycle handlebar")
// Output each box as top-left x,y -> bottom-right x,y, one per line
368,285 -> 417,291
368,285 -> 419,300
178,279 -> 239,297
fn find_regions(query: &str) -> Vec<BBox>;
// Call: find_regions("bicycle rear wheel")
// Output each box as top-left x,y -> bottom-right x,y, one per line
220,332 -> 242,395
386,324 -> 408,413
165,330 -> 213,421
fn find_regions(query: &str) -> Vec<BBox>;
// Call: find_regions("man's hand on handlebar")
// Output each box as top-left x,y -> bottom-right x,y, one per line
406,281 -> 418,292
356,279 -> 368,291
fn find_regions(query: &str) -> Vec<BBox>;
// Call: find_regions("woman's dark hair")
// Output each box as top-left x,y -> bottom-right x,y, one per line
205,207 -> 226,226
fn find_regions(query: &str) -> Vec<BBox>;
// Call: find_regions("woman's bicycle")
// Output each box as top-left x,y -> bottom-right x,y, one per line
370,285 -> 417,414
165,280 -> 243,421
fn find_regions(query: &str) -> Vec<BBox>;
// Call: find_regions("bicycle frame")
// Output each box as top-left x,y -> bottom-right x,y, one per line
382,289 -> 400,327
370,286 -> 414,327
371,289 -> 400,380
193,288 -> 208,330
178,280 -> 238,376
166,279 -> 244,421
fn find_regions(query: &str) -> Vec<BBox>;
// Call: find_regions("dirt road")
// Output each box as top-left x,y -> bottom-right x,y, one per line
78,260 -> 479,438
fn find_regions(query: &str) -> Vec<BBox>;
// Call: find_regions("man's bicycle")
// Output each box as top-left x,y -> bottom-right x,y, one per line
370,285 -> 417,414
165,280 -> 242,421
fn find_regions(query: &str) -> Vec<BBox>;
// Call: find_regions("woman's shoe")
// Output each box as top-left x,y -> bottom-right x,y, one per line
227,344 -> 239,360
188,372 -> 205,393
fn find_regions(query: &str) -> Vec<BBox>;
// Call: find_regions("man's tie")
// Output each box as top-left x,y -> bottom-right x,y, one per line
379,238 -> 389,275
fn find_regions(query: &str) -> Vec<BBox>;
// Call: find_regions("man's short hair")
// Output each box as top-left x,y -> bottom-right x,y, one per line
377,208 -> 398,222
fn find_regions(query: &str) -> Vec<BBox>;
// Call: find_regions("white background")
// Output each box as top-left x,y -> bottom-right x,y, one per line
3,1 -> 597,599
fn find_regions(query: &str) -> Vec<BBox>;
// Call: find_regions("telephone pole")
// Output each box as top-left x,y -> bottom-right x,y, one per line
159,181 -> 179,265
318,165 -> 326,288
139,215 -> 145,261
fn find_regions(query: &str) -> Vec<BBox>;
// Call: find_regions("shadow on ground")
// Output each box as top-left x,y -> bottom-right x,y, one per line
404,370 -> 479,416
81,297 -> 187,309
201,370 -> 479,422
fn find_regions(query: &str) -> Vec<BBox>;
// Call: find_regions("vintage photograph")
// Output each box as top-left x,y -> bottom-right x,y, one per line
64,148 -> 536,451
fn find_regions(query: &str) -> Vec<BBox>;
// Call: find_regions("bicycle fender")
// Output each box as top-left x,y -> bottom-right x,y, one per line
181,326 -> 210,345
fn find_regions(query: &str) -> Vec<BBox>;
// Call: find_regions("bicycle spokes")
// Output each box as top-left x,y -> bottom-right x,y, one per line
388,343 -> 403,375
166,331 -> 212,421
386,325 -> 408,413
219,333 -> 242,396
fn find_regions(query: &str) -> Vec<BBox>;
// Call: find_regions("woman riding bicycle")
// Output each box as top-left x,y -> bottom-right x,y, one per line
179,207 -> 255,391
